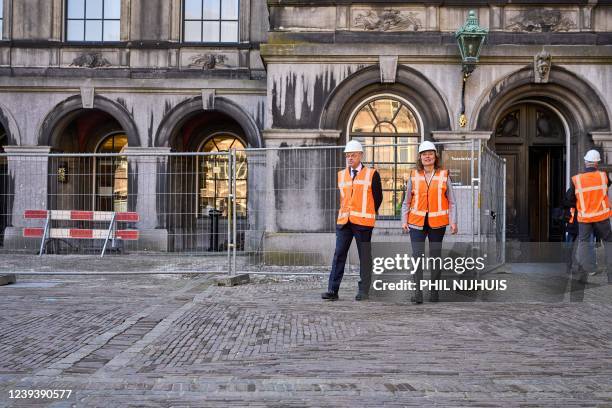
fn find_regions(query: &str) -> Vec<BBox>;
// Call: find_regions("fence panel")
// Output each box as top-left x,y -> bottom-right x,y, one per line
0,142 -> 505,275
0,151 -> 233,274
479,144 -> 507,269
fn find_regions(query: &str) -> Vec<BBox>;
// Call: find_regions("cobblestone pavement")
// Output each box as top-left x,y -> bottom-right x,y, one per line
1,269 -> 611,407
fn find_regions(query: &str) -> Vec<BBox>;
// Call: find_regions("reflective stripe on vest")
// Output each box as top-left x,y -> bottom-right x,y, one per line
337,166 -> 376,227
408,169 -> 450,228
572,171 -> 611,223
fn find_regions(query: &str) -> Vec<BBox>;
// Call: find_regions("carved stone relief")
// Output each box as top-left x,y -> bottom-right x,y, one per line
505,9 -> 577,32
534,51 -> 552,83
188,54 -> 228,69
70,53 -> 111,68
352,8 -> 423,32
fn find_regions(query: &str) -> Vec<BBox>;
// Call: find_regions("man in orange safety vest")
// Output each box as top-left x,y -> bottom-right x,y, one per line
567,149 -> 611,284
322,140 -> 382,301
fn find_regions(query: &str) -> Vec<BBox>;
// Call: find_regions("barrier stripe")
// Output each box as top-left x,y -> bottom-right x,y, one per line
24,210 -> 139,222
24,210 -> 48,219
23,228 -> 45,237
23,228 -> 139,240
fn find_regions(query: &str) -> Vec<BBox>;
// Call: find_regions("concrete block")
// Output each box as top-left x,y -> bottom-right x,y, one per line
0,274 -> 17,286
216,274 -> 250,287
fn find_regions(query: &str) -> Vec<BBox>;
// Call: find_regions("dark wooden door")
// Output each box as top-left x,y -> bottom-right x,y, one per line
492,104 -> 565,242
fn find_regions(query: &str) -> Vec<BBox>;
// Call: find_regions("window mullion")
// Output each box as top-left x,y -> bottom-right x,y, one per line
101,0 -> 105,41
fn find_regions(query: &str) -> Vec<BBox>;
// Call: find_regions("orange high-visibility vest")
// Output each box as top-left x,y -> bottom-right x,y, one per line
337,167 -> 376,227
569,208 -> 575,224
407,169 -> 450,228
572,171 -> 611,223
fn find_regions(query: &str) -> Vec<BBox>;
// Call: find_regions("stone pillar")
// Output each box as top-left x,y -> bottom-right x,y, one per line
262,129 -> 341,232
3,146 -> 51,250
124,147 -> 171,252
257,129 -> 341,263
591,131 -> 612,170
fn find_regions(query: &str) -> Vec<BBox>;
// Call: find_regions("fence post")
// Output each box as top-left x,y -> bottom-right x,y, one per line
227,150 -> 234,276
232,149 -> 237,275
502,158 -> 507,265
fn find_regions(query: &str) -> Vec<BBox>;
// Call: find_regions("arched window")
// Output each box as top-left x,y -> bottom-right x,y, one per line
349,96 -> 420,218
198,133 -> 247,217
94,133 -> 128,212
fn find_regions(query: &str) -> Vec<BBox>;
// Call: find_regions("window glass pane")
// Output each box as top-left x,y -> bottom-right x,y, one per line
394,106 -> 418,133
213,136 -> 236,151
185,0 -> 202,19
184,20 -> 201,41
0,1 -> 3,19
86,0 -> 103,19
202,21 -> 219,42
397,138 -> 418,163
352,108 -> 376,132
104,0 -> 121,19
220,21 -> 237,42
0,22 -> 3,37
369,99 -> 396,122
85,20 -> 102,41
372,138 -> 394,162
221,0 -> 238,19
373,122 -> 396,133
103,20 -> 120,41
203,0 -> 220,19
67,20 -> 85,41
68,0 -> 85,18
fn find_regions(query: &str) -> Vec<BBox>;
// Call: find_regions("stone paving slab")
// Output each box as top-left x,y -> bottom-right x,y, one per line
0,270 -> 610,407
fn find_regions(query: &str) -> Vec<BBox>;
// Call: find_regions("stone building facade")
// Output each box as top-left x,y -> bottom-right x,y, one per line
0,1 -> 611,254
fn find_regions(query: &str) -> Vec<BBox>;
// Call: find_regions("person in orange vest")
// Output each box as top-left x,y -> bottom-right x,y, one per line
322,140 -> 382,301
401,141 -> 457,304
567,149 -> 611,284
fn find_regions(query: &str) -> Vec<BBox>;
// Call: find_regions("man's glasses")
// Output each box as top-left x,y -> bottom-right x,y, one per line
345,153 -> 361,158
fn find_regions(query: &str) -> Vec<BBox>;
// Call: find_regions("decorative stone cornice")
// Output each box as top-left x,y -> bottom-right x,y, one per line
263,129 -> 341,140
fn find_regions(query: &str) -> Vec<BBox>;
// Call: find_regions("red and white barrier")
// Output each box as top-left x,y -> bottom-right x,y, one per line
24,210 -> 139,222
23,209 -> 140,256
23,228 -> 139,240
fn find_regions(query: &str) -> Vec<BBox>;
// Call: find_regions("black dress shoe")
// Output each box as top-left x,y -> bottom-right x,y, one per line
355,292 -> 369,301
410,291 -> 423,304
321,291 -> 339,301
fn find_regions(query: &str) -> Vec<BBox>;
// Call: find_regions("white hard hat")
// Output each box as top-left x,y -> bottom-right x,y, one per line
418,141 -> 437,154
344,140 -> 363,153
584,149 -> 601,162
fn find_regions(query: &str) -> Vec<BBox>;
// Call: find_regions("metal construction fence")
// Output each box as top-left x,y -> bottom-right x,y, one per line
0,141 -> 505,275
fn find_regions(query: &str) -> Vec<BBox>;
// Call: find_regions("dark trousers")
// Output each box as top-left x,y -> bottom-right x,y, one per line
409,220 -> 446,299
327,222 -> 373,295
577,220 -> 612,281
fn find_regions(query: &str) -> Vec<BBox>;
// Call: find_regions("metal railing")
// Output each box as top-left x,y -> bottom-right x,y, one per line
0,142 -> 506,275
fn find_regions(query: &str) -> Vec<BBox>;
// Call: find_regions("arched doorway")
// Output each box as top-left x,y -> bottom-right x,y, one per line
492,102 -> 566,241
47,109 -> 130,213
93,132 -> 128,212
346,94 -> 421,218
166,110 -> 249,251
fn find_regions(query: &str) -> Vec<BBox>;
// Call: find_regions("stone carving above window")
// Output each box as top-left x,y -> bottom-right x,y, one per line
534,51 -> 552,83
70,53 -> 111,68
188,54 -> 228,69
505,9 -> 576,32
352,8 -> 423,32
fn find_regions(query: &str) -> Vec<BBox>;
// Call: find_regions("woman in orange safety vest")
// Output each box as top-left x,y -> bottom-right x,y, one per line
401,141 -> 457,304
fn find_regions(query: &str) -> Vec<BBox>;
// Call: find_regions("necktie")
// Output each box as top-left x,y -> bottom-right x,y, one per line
352,169 -> 357,180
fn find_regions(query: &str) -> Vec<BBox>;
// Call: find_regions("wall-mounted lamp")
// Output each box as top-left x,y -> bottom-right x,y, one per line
455,10 -> 488,128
